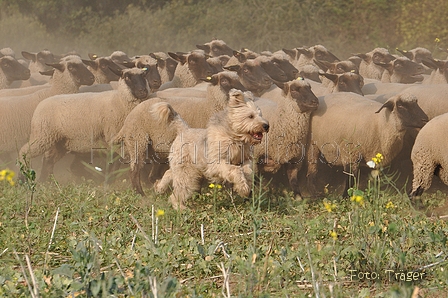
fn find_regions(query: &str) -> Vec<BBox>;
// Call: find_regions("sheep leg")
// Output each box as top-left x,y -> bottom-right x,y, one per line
286,162 -> 303,200
40,144 -> 66,181
130,162 -> 145,196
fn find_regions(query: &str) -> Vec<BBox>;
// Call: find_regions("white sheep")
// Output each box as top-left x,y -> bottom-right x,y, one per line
308,71 -> 364,97
0,47 -> 15,58
355,48 -> 395,80
252,78 -> 319,199
376,56 -> 425,83
18,67 -> 150,180
314,59 -> 359,87
158,50 -> 215,90
306,92 -> 428,196
114,71 -> 248,195
196,39 -> 234,57
410,113 -> 448,198
0,55 -> 31,90
0,55 -> 95,160
121,55 -> 162,91
396,47 -> 433,74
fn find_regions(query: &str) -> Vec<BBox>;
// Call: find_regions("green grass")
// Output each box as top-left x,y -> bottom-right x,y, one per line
0,166 -> 447,297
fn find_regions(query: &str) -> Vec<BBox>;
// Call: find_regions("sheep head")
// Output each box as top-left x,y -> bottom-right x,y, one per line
114,67 -> 150,100
22,50 -> 57,72
320,71 -> 364,95
83,57 -> 121,83
224,59 -> 273,96
0,56 -> 31,82
201,71 -> 247,94
275,78 -> 319,112
375,94 -> 428,129
47,55 -> 95,87
375,57 -> 425,83
169,50 -> 215,81
196,39 -> 234,57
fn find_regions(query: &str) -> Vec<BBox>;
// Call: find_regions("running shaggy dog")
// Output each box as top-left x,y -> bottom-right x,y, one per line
153,89 -> 269,210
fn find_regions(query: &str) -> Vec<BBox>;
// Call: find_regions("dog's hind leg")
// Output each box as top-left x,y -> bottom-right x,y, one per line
154,169 -> 172,194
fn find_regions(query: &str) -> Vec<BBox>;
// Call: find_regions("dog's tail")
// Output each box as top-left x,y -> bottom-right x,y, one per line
150,102 -> 188,133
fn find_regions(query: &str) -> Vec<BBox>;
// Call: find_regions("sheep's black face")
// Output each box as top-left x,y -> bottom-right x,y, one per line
331,61 -> 358,74
229,61 -> 272,94
142,64 -> 161,92
372,51 -> 395,65
1,57 -> 31,81
99,58 -> 121,82
218,73 -> 247,94
124,71 -> 149,100
188,52 -> 216,81
260,59 -> 288,82
393,59 -> 425,84
271,57 -> 299,80
290,81 -> 319,112
196,41 -> 234,57
36,51 -> 57,72
68,62 -> 95,86
165,57 -> 178,81
337,73 -> 364,95
395,98 -> 428,129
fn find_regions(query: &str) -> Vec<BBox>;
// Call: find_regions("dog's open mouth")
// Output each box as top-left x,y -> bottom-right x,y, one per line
252,132 -> 264,141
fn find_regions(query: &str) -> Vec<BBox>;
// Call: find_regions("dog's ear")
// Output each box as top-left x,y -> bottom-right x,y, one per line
228,88 -> 245,107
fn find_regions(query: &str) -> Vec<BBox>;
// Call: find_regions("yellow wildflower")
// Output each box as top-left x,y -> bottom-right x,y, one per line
323,201 -> 336,213
156,209 -> 165,217
435,37 -> 441,43
351,195 -> 364,206
209,183 -> 222,189
329,230 -> 337,240
216,184 -> 222,189
209,183 -> 215,188
0,169 -> 15,185
385,201 -> 395,209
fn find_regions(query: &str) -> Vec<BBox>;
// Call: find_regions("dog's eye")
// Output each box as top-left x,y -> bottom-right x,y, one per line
249,114 -> 254,119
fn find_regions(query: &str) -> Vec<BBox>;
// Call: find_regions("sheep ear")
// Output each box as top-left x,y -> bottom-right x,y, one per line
46,62 -> 64,72
88,53 -> 99,60
296,47 -> 312,58
421,58 -> 438,70
354,53 -> 369,62
327,51 -> 340,62
201,75 -> 218,85
82,59 -> 98,69
22,51 -> 36,62
168,52 -> 187,65
320,72 -> 338,83
375,98 -> 395,113
314,59 -> 331,71
282,48 -> 297,60
39,69 -> 55,77
396,48 -> 413,60
233,50 -> 247,63
223,65 -> 241,72
196,44 -> 209,52
374,61 -> 393,72
228,89 -> 245,107
108,66 -> 123,77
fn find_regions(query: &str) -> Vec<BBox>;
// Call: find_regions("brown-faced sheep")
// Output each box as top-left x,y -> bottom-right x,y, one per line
307,92 -> 428,196
252,78 -> 319,199
196,39 -> 234,57
0,55 -> 94,163
355,48 -> 395,80
0,55 -> 31,90
376,56 -> 425,83
150,52 -> 178,84
18,67 -> 150,180
158,50 -> 215,90
421,58 -> 448,84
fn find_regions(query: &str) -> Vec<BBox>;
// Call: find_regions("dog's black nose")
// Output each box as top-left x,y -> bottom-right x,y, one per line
263,123 -> 269,132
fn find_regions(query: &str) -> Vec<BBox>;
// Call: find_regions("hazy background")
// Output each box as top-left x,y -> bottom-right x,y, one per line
1,0 -> 447,59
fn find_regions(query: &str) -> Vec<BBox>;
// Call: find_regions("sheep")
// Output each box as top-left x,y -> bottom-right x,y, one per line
376,56 -> 425,83
306,92 -> 428,196
409,113 -> 448,199
311,71 -> 365,96
314,59 -> 359,87
224,59 -> 273,97
0,55 -> 95,161
0,55 -> 31,90
114,71 -> 248,195
421,58 -> 448,84
355,48 -> 395,80
196,39 -> 234,57
18,67 -> 150,180
251,78 -> 319,199
207,55 -> 231,73
225,48 -> 260,67
295,45 -> 339,68
9,50 -> 58,88
396,47 -> 433,74
150,52 -> 178,85
158,50 -> 215,90
121,55 -> 162,91
84,56 -> 121,84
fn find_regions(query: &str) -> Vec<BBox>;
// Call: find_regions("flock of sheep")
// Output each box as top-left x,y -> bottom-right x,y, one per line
1,40 -> 448,207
